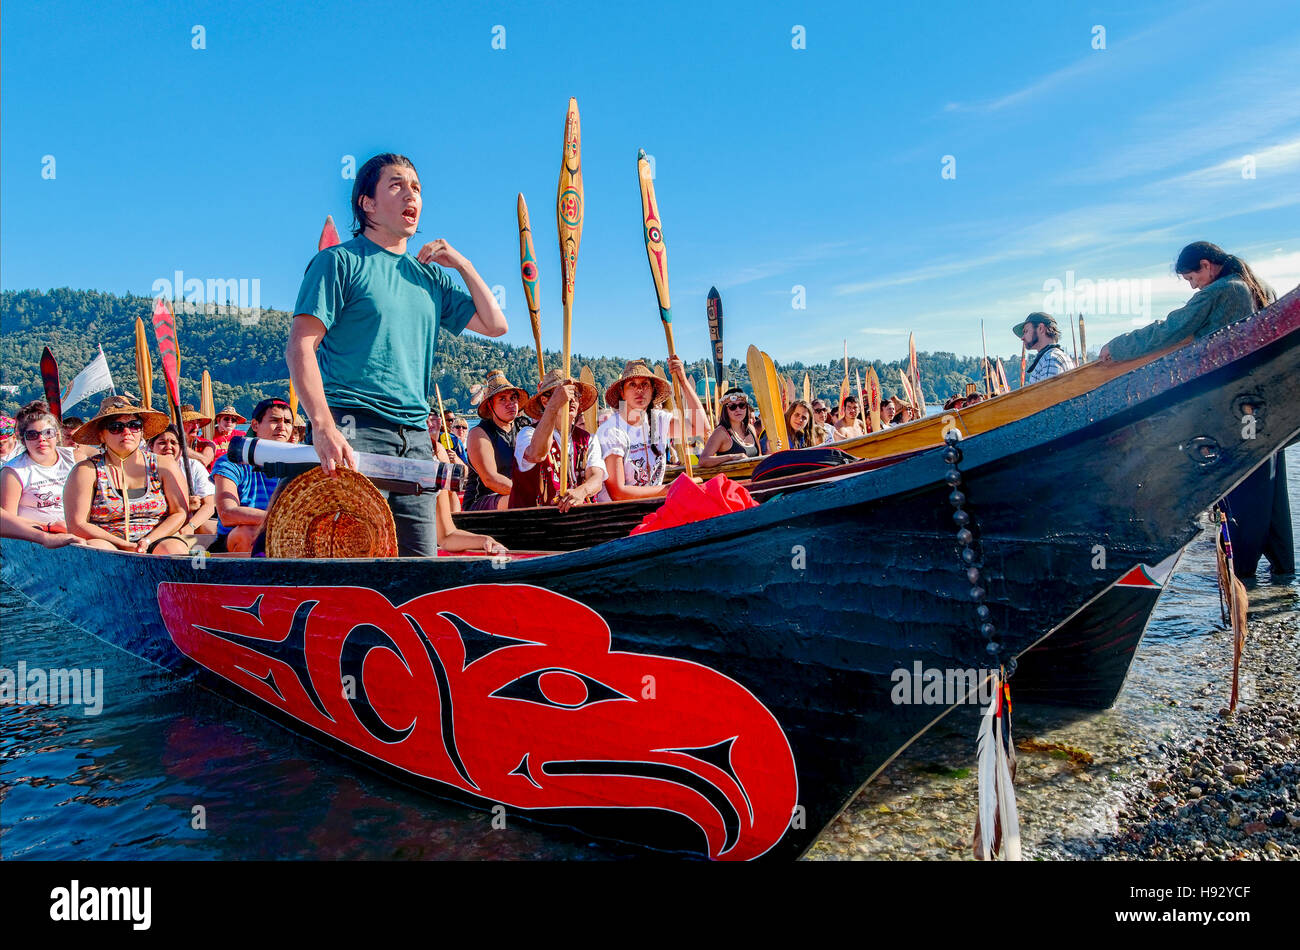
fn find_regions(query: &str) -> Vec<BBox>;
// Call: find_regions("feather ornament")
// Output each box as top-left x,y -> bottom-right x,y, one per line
974,670 -> 1021,860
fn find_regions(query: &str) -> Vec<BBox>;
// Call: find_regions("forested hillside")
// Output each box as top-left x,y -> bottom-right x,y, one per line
1,288 -> 1018,418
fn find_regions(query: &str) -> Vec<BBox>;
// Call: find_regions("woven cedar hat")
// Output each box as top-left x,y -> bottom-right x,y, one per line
215,405 -> 247,423
264,467 -> 397,559
523,369 -> 598,420
72,395 -> 171,445
180,403 -> 212,426
476,369 -> 528,421
605,359 -> 672,409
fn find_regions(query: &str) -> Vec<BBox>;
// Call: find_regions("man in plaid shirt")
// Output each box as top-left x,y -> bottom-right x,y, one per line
1015,312 -> 1075,384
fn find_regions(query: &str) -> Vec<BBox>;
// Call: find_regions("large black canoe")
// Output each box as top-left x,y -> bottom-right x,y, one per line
3,287 -> 1297,860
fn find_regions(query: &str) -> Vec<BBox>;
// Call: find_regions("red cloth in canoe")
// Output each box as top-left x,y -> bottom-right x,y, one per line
629,474 -> 758,536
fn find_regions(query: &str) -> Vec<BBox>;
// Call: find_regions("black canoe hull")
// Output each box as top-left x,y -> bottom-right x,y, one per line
3,287 -> 1297,860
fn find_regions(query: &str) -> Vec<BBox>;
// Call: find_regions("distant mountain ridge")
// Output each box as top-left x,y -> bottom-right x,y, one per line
0,288 -> 1018,418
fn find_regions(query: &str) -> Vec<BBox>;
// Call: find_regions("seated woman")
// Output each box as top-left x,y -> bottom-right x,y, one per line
148,425 -> 217,534
434,438 -> 506,554
63,396 -> 191,555
0,401 -> 92,534
181,405 -> 217,469
598,357 -> 707,500
462,370 -> 527,511
696,388 -> 761,468
783,399 -> 817,450
809,400 -> 837,444
509,370 -> 604,511
878,400 -> 897,427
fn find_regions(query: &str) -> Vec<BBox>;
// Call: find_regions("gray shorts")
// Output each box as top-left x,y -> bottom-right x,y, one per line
306,406 -> 437,558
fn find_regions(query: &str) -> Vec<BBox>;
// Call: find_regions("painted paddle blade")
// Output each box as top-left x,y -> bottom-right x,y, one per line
898,367 -> 916,409
288,379 -> 298,421
151,298 -> 182,411
855,368 -> 866,430
40,347 -> 63,423
638,150 -> 671,324
867,366 -> 882,432
556,98 -> 584,322
134,317 -> 153,410
517,193 -> 545,382
200,371 -> 215,439
318,215 -> 341,251
580,365 -> 598,434
707,287 -> 724,396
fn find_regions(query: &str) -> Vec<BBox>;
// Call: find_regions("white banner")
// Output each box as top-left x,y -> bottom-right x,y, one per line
62,347 -> 116,413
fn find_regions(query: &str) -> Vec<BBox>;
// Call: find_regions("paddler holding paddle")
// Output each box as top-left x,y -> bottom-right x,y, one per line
598,358 -> 706,501
509,370 -> 605,511
287,152 -> 508,557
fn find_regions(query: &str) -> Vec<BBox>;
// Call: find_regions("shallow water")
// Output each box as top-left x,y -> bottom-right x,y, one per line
3,448 -> 1296,860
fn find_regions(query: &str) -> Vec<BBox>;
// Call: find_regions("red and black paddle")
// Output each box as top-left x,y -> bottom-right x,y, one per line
40,346 -> 63,424
151,298 -> 195,493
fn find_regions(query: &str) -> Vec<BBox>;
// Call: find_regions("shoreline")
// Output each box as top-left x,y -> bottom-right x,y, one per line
807,554 -> 1298,861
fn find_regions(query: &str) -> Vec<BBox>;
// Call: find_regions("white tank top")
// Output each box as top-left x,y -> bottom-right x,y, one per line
3,447 -> 76,523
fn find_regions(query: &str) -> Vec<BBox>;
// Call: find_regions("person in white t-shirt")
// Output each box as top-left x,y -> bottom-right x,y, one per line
0,401 -> 86,532
597,358 -> 706,501
148,425 -> 217,534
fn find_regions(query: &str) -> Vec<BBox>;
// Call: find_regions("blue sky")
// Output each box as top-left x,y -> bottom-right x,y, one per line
3,0 -> 1298,367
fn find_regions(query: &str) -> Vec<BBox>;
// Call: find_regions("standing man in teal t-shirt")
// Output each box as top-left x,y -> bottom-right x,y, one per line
287,152 -> 508,556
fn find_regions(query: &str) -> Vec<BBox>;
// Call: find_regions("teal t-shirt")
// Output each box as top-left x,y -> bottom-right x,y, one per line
293,235 -> 477,427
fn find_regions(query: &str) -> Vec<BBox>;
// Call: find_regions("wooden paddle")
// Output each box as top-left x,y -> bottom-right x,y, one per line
908,333 -> 926,415
995,358 -> 1010,395
288,380 -> 299,421
40,347 -> 63,424
706,287 -> 725,411
802,372 -> 812,407
898,367 -> 916,411
134,317 -> 153,410
637,148 -> 692,479
746,346 -> 777,453
556,98 -> 584,492
1019,341 -> 1027,388
200,371 -> 215,439
1078,315 -> 1088,364
980,320 -> 991,396
580,365 -> 598,435
517,193 -> 545,383
1069,312 -> 1079,363
866,366 -> 882,432
854,367 -> 867,431
434,383 -> 452,452
841,340 -> 850,415
318,214 -> 341,251
151,298 -> 195,493
759,349 -> 789,451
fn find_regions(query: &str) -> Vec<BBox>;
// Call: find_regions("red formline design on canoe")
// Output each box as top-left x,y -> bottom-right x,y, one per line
157,582 -> 798,861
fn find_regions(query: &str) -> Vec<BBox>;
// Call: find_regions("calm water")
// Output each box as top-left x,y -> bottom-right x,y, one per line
2,448 -> 1296,861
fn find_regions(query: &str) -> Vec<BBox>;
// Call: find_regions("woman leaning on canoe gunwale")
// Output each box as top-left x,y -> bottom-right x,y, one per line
1099,241 -> 1292,578
61,396 -> 192,555
0,400 -> 94,535
1098,241 -> 1275,362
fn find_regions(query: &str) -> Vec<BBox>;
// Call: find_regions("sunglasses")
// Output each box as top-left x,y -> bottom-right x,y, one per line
453,424 -> 468,431
104,419 -> 145,434
23,427 -> 58,441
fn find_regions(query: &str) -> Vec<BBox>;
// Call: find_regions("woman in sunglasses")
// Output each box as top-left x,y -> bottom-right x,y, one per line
696,387 -> 761,468
0,401 -> 90,534
62,396 -> 191,555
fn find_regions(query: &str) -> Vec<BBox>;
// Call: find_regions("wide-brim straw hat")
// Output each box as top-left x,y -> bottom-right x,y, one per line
180,403 -> 212,426
476,369 -> 529,421
264,467 -> 397,559
523,369 -> 598,420
215,405 -> 246,423
72,395 -> 171,445
605,359 -> 672,409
